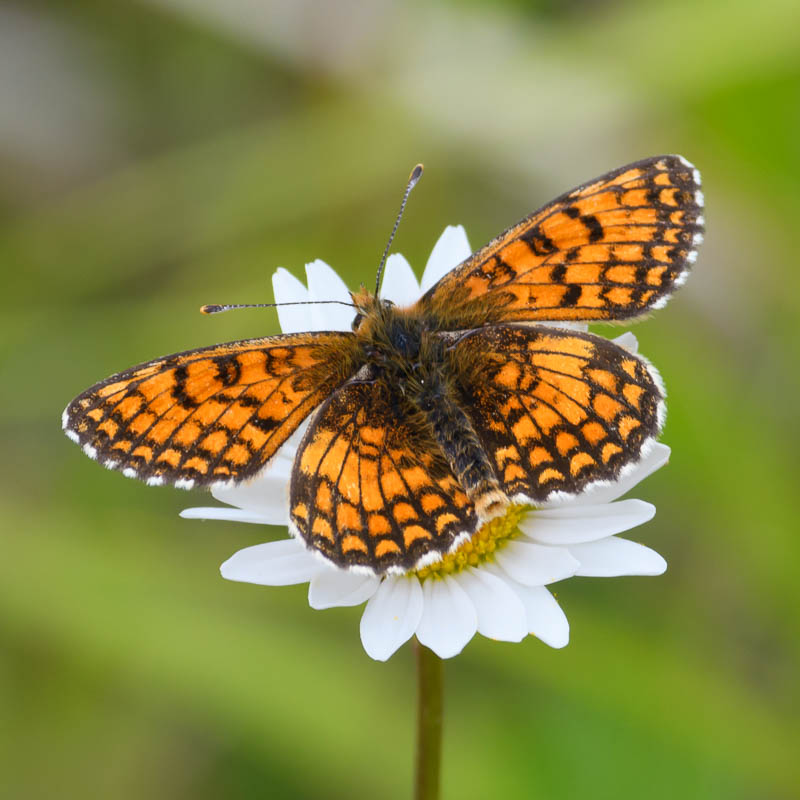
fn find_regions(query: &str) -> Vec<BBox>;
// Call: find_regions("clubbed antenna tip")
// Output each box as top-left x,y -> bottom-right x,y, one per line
375,163 -> 425,296
200,300 -> 356,316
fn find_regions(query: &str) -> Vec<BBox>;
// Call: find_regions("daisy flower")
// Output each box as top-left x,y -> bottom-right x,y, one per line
181,226 -> 669,661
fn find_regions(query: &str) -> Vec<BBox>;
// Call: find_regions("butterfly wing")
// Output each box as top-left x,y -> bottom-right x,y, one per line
448,325 -> 664,503
63,331 -> 362,488
290,378 -> 478,574
418,155 -> 703,328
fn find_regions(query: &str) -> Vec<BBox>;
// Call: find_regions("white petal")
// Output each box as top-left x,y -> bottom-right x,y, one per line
570,537 -> 667,577
210,473 -> 289,525
415,576 -> 478,658
494,539 -> 579,586
541,443 -> 671,508
220,539 -> 323,585
309,569 -> 381,609
519,499 -> 656,545
420,225 -> 472,292
454,568 -> 527,642
255,450 -> 293,481
208,424 -> 306,523
180,506 -> 275,525
538,321 -> 589,332
612,331 -> 639,353
272,268 -> 311,333
380,253 -> 421,306
505,579 -> 569,648
359,576 -> 423,662
305,259 -> 354,331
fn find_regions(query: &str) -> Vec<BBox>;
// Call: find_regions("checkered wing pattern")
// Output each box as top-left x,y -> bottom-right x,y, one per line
63,332 -> 360,488
290,379 -> 478,574
450,325 -> 664,503
419,155 -> 703,328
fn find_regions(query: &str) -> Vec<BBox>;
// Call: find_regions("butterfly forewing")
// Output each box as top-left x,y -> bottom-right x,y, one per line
63,331 -> 362,488
419,155 -> 703,329
449,325 -> 664,503
64,154 -> 697,578
289,379 -> 478,573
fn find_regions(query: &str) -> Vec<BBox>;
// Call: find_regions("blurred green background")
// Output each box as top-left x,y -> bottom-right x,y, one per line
1,0 -> 798,797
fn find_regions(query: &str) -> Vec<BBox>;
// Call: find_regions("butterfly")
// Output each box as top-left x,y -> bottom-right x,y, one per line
63,155 -> 703,575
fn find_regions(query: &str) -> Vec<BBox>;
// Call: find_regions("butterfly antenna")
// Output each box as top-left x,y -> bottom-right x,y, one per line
200,300 -> 356,315
374,163 -> 423,296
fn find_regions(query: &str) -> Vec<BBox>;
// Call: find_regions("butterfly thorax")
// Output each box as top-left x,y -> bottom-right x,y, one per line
351,290 -> 508,520
64,155 -> 698,575
352,294 -> 429,376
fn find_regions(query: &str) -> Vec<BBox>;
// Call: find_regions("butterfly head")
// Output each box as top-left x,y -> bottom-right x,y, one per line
350,285 -> 427,366
350,285 -> 396,331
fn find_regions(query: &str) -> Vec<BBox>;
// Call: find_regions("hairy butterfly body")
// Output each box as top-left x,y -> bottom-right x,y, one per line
64,155 -> 703,574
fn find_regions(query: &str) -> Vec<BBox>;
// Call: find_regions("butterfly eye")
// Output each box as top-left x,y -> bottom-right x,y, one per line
351,312 -> 364,331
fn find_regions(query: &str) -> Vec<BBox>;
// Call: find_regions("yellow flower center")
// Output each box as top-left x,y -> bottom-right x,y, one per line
414,503 -> 530,580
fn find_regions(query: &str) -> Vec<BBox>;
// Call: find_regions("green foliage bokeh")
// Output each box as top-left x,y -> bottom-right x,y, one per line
1,1 -> 798,798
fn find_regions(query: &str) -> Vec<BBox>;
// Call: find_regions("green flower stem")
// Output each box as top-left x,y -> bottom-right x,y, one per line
414,639 -> 443,800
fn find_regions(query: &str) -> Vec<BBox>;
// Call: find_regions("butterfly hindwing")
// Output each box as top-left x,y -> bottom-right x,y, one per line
419,155 -> 703,328
448,325 -> 664,503
63,155 -> 695,578
289,379 -> 478,574
63,331 -> 362,488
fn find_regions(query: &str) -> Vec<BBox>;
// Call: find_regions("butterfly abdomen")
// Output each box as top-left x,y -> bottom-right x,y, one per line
413,370 -> 507,520
356,305 -> 507,522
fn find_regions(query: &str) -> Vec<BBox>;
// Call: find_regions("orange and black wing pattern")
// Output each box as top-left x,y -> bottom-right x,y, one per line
63,332 -> 361,488
419,155 -> 703,328
450,325 -> 663,503
290,379 -> 478,574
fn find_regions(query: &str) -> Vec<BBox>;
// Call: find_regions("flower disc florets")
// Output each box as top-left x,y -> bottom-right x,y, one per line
416,505 -> 529,580
182,226 -> 669,661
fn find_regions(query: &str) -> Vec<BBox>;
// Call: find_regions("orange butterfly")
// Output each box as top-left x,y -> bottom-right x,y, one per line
64,155 -> 703,574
